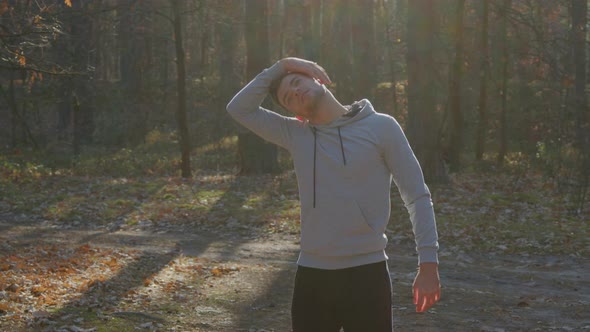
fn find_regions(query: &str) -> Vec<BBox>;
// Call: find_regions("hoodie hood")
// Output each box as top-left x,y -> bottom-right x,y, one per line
311,99 -> 375,129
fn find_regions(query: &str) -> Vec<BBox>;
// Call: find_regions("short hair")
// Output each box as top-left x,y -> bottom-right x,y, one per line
269,71 -> 291,109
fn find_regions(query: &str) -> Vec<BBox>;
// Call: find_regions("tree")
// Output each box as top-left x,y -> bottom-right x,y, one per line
497,0 -> 511,165
217,0 -> 242,135
0,0 -> 67,148
570,0 -> 589,212
332,0 -> 354,103
350,0 -> 376,101
238,0 -> 279,174
382,0 -> 404,118
63,0 -> 96,151
571,0 -> 587,148
118,0 -> 152,145
302,0 -> 322,62
406,0 -> 447,182
448,0 -> 465,172
475,0 -> 489,161
171,0 -> 192,178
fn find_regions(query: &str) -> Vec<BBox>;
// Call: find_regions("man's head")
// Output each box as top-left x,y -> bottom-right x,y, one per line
269,72 -> 327,120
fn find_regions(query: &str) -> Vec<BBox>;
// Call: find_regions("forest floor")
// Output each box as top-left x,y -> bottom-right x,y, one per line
1,156 -> 589,331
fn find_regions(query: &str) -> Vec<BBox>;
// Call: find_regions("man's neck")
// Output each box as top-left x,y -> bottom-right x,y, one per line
308,95 -> 347,125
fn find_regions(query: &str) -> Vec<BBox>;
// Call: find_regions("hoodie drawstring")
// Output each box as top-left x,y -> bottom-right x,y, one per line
311,127 -> 347,209
338,127 -> 347,165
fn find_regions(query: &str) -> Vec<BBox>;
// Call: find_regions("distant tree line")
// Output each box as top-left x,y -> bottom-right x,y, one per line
0,0 -> 588,210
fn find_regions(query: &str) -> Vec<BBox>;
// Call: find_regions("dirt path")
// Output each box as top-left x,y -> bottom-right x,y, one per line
1,217 -> 589,331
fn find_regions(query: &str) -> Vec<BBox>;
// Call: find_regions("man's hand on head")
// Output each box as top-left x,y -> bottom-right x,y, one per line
278,57 -> 332,85
412,262 -> 441,313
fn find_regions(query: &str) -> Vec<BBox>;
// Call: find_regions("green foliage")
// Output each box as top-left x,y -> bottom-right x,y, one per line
193,136 -> 240,171
2,129 -> 587,257
0,131 -> 295,184
0,156 -> 53,182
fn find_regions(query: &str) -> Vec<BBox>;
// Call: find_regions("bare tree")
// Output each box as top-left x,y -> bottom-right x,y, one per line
406,0 -> 447,182
571,0 -> 589,212
171,0 -> 192,178
475,0 -> 489,161
497,0 -> 511,165
238,0 -> 279,174
448,0 -> 465,172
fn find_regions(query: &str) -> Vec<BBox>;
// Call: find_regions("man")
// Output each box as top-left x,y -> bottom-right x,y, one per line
227,57 -> 440,331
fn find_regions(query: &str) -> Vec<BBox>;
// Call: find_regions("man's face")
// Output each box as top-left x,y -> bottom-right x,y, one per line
277,73 -> 326,119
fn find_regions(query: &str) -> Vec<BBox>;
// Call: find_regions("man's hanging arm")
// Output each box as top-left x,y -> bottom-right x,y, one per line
379,115 -> 441,313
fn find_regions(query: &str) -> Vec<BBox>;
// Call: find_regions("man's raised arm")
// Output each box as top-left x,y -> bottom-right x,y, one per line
226,61 -> 292,149
226,58 -> 331,149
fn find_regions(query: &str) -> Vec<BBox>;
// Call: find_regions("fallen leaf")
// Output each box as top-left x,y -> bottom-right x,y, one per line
211,267 -> 222,277
0,303 -> 11,314
17,54 -> 25,66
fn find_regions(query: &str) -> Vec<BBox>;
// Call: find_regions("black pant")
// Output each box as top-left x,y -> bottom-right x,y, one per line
291,261 -> 393,332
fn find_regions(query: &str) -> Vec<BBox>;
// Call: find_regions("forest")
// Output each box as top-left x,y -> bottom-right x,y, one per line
0,0 -> 589,331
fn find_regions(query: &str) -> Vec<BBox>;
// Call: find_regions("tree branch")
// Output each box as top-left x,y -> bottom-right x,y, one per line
0,63 -> 86,76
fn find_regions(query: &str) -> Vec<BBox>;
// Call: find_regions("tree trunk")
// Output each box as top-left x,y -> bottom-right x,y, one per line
199,3 -> 210,77
302,0 -> 321,62
384,0 -> 400,117
497,0 -> 511,165
571,0 -> 589,212
448,0 -> 465,172
9,70 -> 17,148
172,0 -> 192,178
475,0 -> 489,161
72,94 -> 81,156
406,0 -> 447,183
70,0 -> 94,146
333,0 -> 354,103
118,1 -> 149,145
572,0 -> 587,147
351,0 -> 376,101
320,0 -> 335,74
240,0 -> 279,175
268,0 -> 284,60
4,70 -> 38,149
217,0 -> 242,135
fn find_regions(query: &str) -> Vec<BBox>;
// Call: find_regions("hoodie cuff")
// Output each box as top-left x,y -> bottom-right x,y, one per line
264,60 -> 287,81
417,247 -> 439,265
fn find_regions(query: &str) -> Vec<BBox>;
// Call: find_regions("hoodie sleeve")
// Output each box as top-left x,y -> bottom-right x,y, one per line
226,61 -> 295,150
380,116 -> 439,265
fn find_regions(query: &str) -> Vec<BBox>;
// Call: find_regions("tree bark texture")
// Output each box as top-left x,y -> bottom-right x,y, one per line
240,0 -> 279,175
172,0 -> 192,178
448,0 -> 465,172
475,0 -> 489,161
406,0 -> 448,183
497,0 -> 511,165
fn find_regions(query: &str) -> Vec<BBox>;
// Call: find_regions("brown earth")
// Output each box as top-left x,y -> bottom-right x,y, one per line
1,216 -> 588,332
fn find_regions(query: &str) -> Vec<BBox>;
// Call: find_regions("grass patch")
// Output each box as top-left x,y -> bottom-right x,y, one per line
427,172 -> 589,256
1,139 -> 587,255
1,140 -> 588,331
53,308 -> 138,332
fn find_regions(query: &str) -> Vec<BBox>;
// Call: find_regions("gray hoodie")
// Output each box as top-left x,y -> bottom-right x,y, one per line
227,62 -> 439,269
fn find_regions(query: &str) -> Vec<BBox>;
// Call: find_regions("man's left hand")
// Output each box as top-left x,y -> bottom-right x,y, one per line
412,262 -> 441,313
